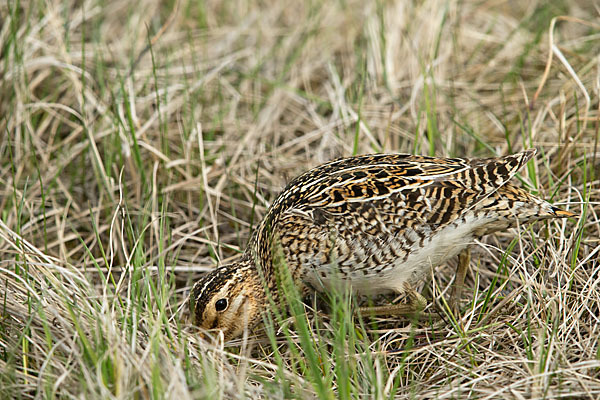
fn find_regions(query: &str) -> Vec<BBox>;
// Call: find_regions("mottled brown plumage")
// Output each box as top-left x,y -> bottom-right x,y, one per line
189,149 -> 575,340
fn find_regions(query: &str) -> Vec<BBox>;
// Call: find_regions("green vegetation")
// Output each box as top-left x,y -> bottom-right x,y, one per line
1,0 -> 598,398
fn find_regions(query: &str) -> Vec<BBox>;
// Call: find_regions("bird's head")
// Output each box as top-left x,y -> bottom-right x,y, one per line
188,259 -> 266,341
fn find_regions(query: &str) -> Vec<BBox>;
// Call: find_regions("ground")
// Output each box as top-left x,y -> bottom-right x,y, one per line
1,0 -> 599,398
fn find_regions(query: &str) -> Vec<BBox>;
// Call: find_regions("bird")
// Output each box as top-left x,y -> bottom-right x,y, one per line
188,149 -> 575,341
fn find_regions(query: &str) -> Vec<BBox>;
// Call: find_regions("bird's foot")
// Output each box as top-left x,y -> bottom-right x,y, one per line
358,283 -> 427,317
449,247 -> 471,317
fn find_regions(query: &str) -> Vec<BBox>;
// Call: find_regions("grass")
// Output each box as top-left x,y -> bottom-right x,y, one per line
1,0 -> 599,398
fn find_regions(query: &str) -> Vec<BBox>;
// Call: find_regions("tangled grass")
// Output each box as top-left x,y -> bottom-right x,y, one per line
1,0 -> 599,398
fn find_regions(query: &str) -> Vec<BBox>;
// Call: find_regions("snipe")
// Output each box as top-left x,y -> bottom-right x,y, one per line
188,149 -> 575,340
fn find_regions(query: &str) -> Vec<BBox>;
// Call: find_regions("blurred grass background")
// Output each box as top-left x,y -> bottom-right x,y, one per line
0,0 -> 598,398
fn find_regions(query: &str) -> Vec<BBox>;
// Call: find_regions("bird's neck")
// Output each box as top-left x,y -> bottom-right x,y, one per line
245,225 -> 304,308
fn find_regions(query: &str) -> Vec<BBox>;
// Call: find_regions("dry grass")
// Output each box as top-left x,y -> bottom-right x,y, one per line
1,0 -> 599,398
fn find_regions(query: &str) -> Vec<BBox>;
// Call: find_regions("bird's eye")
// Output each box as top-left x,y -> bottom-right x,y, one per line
215,298 -> 228,312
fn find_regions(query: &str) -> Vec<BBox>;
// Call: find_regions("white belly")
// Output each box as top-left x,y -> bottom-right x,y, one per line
303,215 -> 489,296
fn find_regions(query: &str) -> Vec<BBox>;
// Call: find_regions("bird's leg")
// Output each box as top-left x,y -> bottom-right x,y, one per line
358,283 -> 427,317
449,247 -> 471,315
